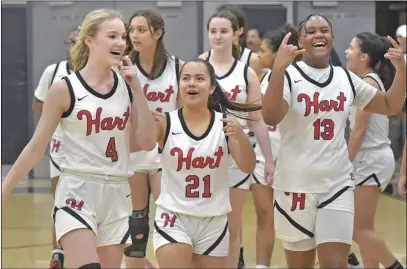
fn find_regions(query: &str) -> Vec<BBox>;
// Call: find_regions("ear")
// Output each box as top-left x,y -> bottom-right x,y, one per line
360,52 -> 369,63
298,37 -> 303,49
153,28 -> 163,41
209,85 -> 216,95
237,27 -> 244,36
84,36 -> 93,51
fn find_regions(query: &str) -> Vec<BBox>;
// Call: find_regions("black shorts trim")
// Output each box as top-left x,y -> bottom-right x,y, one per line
202,221 -> 228,255
232,174 -> 251,188
274,201 -> 314,238
154,221 -> 177,243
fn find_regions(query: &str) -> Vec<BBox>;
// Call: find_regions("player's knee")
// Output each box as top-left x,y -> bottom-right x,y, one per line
78,263 -> 101,269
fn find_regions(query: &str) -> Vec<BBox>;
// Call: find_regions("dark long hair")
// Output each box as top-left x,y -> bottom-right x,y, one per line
128,10 -> 170,79
217,4 -> 247,47
207,10 -> 240,60
356,32 -> 396,90
179,59 -> 261,118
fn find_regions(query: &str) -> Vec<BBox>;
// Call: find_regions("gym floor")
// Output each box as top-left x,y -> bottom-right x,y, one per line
2,178 -> 406,268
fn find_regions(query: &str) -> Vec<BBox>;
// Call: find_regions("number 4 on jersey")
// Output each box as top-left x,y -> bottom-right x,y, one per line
106,137 -> 118,162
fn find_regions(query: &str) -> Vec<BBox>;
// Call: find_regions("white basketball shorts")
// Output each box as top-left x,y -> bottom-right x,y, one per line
52,172 -> 132,247
130,144 -> 162,174
153,205 -> 229,257
353,146 -> 395,192
49,137 -> 65,179
274,185 -> 354,251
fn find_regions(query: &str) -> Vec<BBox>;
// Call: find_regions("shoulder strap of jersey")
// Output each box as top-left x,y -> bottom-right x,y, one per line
49,62 -> 61,88
284,70 -> 292,92
175,57 -> 180,83
246,50 -> 253,66
362,73 -> 383,92
243,64 -> 249,89
206,50 -> 211,61
341,67 -> 356,98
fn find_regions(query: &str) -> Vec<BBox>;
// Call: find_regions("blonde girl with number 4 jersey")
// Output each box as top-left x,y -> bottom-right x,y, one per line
2,9 -> 156,269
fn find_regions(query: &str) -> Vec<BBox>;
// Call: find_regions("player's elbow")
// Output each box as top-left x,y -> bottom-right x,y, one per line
32,99 -> 43,114
262,111 -> 282,126
139,138 -> 156,151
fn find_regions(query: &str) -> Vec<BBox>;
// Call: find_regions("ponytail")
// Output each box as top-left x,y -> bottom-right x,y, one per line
232,44 -> 240,60
70,40 -> 89,71
209,84 -> 261,118
356,32 -> 396,91
376,37 -> 395,90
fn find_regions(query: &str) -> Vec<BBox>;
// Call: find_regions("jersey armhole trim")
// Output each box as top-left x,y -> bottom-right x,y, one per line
222,111 -> 230,154
175,57 -> 180,83
342,67 -> 356,98
161,112 -> 171,151
362,74 -> 383,92
247,51 -> 253,66
49,62 -> 60,88
61,76 -> 75,118
243,64 -> 249,89
284,71 -> 292,92
125,82 -> 133,103
206,50 -> 211,61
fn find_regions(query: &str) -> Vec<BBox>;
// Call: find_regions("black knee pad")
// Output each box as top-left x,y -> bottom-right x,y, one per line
78,263 -> 101,269
124,207 -> 150,258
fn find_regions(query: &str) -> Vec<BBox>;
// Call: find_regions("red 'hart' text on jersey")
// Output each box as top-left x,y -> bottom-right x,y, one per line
143,84 -> 174,103
77,106 -> 130,136
297,92 -> 346,117
170,146 -> 224,171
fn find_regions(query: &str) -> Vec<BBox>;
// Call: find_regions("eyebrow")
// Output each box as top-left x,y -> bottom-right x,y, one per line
107,30 -> 125,34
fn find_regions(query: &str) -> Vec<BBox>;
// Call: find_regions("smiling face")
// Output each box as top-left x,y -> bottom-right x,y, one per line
179,61 -> 216,108
299,16 -> 333,61
345,37 -> 366,72
85,18 -> 127,66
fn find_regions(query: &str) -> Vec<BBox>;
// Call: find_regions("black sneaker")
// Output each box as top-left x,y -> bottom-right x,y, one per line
49,250 -> 65,269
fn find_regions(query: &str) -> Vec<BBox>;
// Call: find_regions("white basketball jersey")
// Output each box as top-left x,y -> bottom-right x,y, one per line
59,71 -> 133,178
34,60 -> 72,141
156,108 -> 231,217
134,55 -> 179,113
131,55 -> 180,168
349,73 -> 390,150
240,46 -> 253,66
206,52 -> 249,128
274,61 -> 377,193
254,69 -> 281,161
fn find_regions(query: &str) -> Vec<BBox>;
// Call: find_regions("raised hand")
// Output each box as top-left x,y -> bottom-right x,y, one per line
385,36 -> 406,70
273,32 -> 305,70
119,56 -> 138,85
221,117 -> 245,139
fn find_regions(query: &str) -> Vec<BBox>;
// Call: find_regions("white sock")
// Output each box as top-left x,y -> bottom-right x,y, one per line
256,265 -> 268,269
52,249 -> 65,255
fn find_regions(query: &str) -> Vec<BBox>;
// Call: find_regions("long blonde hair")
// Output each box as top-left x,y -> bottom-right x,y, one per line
70,9 -> 124,71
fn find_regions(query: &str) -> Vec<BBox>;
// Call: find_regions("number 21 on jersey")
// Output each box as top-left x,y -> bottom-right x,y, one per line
185,175 -> 211,198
